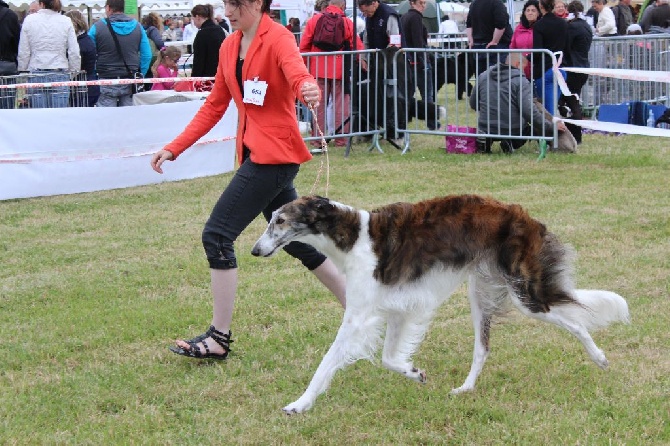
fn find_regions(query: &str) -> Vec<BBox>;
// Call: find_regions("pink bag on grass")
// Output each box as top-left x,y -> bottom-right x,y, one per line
445,125 -> 477,154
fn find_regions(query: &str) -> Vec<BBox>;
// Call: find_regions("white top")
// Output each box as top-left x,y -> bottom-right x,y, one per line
182,23 -> 199,42
439,19 -> 460,35
596,6 -> 617,36
17,9 -> 81,72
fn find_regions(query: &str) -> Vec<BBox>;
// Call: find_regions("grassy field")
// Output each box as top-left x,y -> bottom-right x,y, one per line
1,133 -> 668,444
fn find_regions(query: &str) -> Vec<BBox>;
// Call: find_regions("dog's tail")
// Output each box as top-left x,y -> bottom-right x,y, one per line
552,289 -> 630,330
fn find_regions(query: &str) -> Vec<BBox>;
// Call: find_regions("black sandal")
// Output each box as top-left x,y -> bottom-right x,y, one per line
169,326 -> 233,360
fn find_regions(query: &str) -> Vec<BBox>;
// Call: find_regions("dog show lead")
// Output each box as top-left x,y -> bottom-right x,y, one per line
150,0 -> 346,360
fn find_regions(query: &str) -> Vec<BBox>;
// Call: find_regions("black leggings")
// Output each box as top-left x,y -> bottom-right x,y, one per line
201,155 -> 326,270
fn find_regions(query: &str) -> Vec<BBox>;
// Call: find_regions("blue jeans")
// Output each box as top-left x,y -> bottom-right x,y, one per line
534,68 -> 565,115
28,71 -> 70,109
97,84 -> 134,107
201,154 -> 326,270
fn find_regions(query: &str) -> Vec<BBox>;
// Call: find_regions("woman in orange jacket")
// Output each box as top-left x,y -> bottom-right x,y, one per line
151,0 -> 346,360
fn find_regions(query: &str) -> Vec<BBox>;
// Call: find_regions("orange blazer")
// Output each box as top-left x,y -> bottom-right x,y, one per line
164,14 -> 316,165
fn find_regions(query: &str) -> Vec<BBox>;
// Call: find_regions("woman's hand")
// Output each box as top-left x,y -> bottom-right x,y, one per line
301,82 -> 321,109
151,149 -> 174,174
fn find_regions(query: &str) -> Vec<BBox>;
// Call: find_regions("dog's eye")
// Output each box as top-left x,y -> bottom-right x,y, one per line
276,217 -> 285,225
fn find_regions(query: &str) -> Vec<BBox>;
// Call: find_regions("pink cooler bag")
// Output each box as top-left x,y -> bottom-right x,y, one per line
445,125 -> 477,154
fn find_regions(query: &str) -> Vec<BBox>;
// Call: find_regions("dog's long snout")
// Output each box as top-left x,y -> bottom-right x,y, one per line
251,244 -> 262,257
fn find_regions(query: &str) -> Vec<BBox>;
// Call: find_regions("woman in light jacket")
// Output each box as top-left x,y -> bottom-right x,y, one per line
17,0 -> 81,108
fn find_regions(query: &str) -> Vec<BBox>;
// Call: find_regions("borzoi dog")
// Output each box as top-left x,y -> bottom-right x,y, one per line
251,195 -> 629,414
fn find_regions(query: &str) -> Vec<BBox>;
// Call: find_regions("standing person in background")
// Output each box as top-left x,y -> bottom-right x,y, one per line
216,14 -> 231,35
532,0 -> 568,114
28,0 -> 40,14
612,0 -> 635,36
182,13 -> 198,42
141,12 -> 165,88
358,0 -> 401,49
510,0 -> 542,79
151,46 -> 181,90
89,0 -> 151,107
400,0 -> 439,129
162,20 -> 178,42
553,0 -> 568,18
18,0 -> 81,108
0,0 -> 20,109
150,0 -> 346,361
174,19 -> 184,40
591,0 -> 617,36
300,0 -> 364,146
65,10 -> 100,106
465,0 -> 513,75
438,14 -> 459,35
560,0 -> 592,144
190,3 -> 226,77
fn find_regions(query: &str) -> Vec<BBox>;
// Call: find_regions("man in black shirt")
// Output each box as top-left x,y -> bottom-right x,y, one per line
465,0 -> 513,75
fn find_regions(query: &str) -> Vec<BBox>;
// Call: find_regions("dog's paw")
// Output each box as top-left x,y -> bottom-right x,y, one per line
449,385 -> 474,396
405,367 -> 427,384
593,352 -> 609,369
282,396 -> 314,415
438,106 -> 447,120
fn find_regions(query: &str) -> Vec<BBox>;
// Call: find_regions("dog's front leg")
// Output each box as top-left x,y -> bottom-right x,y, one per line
283,311 -> 382,414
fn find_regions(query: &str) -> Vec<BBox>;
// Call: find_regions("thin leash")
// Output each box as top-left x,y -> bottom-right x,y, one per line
308,103 -> 330,197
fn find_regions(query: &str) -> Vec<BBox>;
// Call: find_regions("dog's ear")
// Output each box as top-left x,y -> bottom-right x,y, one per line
294,196 -> 334,226
312,195 -> 333,213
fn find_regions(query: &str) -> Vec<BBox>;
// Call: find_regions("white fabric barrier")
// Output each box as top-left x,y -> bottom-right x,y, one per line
0,101 -> 238,201
563,119 -> 670,137
132,90 -> 210,106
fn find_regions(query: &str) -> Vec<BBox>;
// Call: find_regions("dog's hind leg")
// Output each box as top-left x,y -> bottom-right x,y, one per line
382,312 -> 431,383
451,273 -> 496,395
283,310 -> 384,414
508,292 -> 612,369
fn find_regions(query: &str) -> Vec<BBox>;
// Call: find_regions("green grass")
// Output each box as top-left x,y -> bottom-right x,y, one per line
1,133 -> 669,445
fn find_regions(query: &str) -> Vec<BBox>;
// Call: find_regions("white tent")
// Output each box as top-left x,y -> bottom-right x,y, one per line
270,0 -> 315,25
6,0 -> 197,18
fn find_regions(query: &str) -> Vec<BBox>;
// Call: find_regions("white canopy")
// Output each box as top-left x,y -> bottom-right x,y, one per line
6,0 -> 195,11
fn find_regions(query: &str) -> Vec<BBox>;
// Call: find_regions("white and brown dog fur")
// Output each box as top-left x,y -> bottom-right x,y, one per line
251,195 -> 629,414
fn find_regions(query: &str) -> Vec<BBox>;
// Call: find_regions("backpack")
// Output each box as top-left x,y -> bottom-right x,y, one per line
312,12 -> 346,51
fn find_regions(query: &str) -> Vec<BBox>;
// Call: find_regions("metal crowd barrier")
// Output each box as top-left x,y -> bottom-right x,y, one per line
0,71 -> 88,110
300,48 -> 388,154
396,48 -> 560,153
581,34 -> 670,115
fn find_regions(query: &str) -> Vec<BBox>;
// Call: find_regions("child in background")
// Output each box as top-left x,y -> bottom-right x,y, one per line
151,46 -> 182,91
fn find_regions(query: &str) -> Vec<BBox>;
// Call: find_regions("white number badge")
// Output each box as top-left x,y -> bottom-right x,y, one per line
243,77 -> 268,106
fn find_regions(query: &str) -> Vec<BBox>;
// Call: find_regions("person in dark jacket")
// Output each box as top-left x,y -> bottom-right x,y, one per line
0,0 -> 20,109
190,3 -> 226,77
400,0 -> 439,129
532,0 -> 568,114
358,0 -> 401,49
66,10 -> 101,106
559,0 -> 592,143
